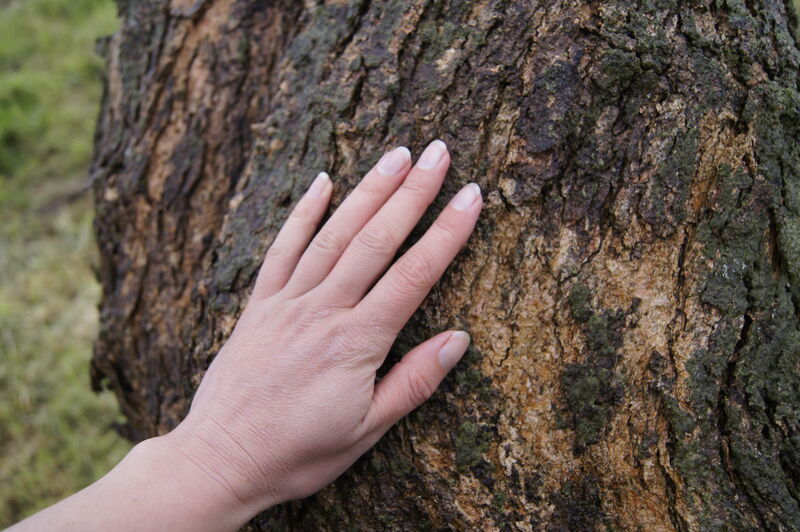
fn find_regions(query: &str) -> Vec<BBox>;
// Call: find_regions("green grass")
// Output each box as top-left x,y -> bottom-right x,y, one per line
0,0 -> 130,526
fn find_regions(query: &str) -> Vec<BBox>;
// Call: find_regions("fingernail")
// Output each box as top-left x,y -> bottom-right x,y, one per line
306,171 -> 330,198
377,146 -> 411,175
416,139 -> 447,169
449,183 -> 481,211
438,331 -> 470,370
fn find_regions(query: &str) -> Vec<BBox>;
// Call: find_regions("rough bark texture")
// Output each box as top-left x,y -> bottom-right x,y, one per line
91,0 -> 800,530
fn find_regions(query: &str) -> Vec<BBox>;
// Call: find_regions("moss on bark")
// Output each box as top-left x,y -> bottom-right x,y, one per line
92,0 -> 800,529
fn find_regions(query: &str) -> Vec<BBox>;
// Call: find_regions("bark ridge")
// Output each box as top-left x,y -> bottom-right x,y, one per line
91,0 -> 800,529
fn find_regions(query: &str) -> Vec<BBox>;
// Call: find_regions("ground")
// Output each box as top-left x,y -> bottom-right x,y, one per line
0,0 -> 130,525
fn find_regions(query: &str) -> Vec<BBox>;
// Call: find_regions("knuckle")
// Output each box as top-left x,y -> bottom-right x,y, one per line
431,215 -> 462,243
355,222 -> 395,256
264,243 -> 286,262
394,250 -> 436,290
357,176 -> 386,199
327,322 -> 370,364
335,336 -> 367,360
404,362 -> 437,406
401,177 -> 430,199
288,203 -> 310,221
302,303 -> 337,323
323,311 -> 393,368
289,196 -> 321,222
288,297 -> 336,331
351,307 -> 396,340
310,228 -> 347,256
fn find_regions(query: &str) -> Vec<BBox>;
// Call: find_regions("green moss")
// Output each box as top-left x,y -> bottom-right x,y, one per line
561,287 -> 628,453
548,477 -> 607,531
586,313 -> 619,359
369,453 -> 386,473
236,34 -> 249,65
642,127 -> 700,234
779,197 -> 800,294
562,364 -> 622,450
388,456 -> 414,477
790,0 -> 800,41
517,60 -> 580,155
454,345 -> 492,401
593,48 -> 642,94
454,420 -> 492,471
490,491 -> 508,514
662,396 -> 695,438
633,22 -> 671,73
332,502 -> 347,519
673,28 -> 800,520
568,283 -> 593,323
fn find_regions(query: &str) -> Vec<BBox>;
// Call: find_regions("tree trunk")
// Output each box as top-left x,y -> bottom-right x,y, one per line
90,0 -> 800,529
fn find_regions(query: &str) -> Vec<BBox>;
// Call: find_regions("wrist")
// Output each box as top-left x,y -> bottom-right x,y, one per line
124,432 -> 258,531
159,413 -> 287,516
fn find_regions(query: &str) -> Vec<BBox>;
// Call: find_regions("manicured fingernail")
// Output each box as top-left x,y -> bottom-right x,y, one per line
416,139 -> 447,169
377,146 -> 411,175
449,183 -> 481,211
438,331 -> 470,370
306,171 -> 330,198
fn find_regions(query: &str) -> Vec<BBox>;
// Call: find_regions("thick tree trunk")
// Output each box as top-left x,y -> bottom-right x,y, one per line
90,0 -> 800,529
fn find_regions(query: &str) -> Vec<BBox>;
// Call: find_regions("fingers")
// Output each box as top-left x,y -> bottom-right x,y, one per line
251,172 -> 333,300
280,147 -> 412,298
317,140 -> 451,305
354,182 -> 482,333
362,330 -> 470,434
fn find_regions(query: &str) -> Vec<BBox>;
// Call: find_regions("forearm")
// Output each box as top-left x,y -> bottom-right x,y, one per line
8,435 -> 256,532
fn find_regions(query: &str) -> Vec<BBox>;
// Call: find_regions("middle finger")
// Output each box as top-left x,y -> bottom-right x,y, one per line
314,139 -> 450,306
281,146 -> 412,298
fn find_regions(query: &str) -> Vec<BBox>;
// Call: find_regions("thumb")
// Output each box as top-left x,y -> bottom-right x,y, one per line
363,330 -> 470,434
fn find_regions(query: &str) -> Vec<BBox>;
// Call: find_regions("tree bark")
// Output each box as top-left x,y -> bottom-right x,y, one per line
90,0 -> 800,529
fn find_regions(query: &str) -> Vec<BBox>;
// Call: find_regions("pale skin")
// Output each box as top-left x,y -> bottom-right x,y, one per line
8,140 -> 482,531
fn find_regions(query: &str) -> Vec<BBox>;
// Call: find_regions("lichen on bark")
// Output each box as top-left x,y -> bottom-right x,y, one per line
91,0 -> 800,529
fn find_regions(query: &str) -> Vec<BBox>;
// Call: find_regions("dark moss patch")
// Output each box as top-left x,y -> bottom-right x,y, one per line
454,420 -> 493,472
453,343 -> 493,402
591,48 -> 642,95
674,30 -> 800,524
561,286 -> 631,453
546,476 -> 609,532
568,283 -> 593,323
388,456 -> 414,477
562,364 -> 625,452
516,59 -> 580,155
640,127 -> 700,237
491,491 -> 508,513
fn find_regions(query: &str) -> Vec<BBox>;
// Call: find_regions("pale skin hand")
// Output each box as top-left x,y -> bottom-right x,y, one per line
9,140 -> 482,532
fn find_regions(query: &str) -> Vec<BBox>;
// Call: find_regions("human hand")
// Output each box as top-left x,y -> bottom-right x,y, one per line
8,140 -> 482,532
160,140 -> 482,520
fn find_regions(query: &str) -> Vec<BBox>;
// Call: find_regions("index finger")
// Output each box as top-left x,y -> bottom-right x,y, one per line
354,182 -> 482,334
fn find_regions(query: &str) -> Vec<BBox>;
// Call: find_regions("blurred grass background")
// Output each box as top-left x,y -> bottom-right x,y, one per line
0,0 -> 130,526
